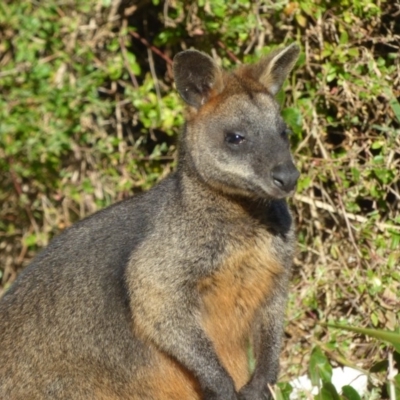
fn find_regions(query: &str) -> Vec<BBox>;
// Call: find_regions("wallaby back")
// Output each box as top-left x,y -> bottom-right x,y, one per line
0,44 -> 300,400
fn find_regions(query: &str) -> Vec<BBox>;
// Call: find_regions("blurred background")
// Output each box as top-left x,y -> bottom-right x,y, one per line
0,0 -> 399,398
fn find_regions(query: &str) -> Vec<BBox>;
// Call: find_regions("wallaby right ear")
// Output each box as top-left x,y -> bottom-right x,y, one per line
173,50 -> 224,109
242,43 -> 300,96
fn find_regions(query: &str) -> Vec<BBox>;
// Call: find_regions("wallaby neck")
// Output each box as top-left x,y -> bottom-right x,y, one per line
175,167 -> 273,222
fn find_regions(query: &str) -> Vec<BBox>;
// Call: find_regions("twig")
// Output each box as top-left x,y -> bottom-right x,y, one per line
311,108 -> 329,159
329,166 -> 363,261
130,31 -> 173,65
295,193 -> 400,232
163,0 -> 175,27
107,0 -> 121,24
243,1 -> 260,55
268,383 -> 276,400
16,240 -> 29,265
119,36 -> 139,88
147,48 -> 162,118
115,92 -> 125,163
388,352 -> 397,400
0,62 -> 31,78
336,189 -> 362,258
217,41 -> 242,64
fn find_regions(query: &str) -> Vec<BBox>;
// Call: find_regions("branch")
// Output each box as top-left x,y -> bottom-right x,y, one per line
130,31 -> 173,65
295,194 -> 400,232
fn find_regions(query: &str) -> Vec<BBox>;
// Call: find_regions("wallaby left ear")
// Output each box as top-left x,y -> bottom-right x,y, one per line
173,49 -> 224,109
244,43 -> 300,96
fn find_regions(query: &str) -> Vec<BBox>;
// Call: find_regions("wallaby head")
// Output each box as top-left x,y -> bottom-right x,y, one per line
173,44 -> 300,199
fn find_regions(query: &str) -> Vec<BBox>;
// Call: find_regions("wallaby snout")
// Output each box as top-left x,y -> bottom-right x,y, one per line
271,162 -> 300,194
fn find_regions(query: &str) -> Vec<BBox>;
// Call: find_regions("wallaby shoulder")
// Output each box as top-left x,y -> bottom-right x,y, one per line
0,173 -> 190,399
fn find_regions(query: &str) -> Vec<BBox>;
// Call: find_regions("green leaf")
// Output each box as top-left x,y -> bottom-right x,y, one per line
309,346 -> 332,386
341,385 -> 361,400
320,382 -> 340,400
325,324 -> 400,352
371,312 -> 379,327
390,98 -> 400,123
276,382 -> 293,400
339,30 -> 349,45
394,374 -> 400,398
282,107 -> 302,135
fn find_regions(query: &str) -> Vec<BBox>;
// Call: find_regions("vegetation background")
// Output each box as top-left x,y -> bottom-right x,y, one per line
0,0 -> 399,398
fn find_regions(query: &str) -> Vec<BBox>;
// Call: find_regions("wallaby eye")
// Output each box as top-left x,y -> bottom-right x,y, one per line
225,133 -> 245,145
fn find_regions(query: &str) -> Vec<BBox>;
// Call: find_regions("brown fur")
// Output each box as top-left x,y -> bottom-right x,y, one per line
145,351 -> 202,400
199,236 -> 283,390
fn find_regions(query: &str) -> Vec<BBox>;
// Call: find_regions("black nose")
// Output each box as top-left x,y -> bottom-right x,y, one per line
271,162 -> 300,192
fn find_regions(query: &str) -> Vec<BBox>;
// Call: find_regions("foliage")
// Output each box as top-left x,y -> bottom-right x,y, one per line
326,323 -> 400,353
0,0 -> 399,398
277,327 -> 400,399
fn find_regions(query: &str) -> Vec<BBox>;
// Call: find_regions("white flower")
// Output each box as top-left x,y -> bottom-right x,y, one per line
289,374 -> 319,399
289,367 -> 368,399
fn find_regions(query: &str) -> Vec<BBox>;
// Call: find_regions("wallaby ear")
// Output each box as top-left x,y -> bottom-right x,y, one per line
245,43 -> 300,96
173,50 -> 224,109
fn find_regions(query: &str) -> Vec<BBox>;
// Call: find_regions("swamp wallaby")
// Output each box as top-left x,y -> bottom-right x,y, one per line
0,43 -> 300,400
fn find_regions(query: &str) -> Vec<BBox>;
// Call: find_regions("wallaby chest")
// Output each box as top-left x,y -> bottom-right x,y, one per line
197,223 -> 288,389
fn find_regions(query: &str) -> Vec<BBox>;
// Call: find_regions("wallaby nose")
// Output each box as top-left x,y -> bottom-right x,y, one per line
271,162 -> 300,192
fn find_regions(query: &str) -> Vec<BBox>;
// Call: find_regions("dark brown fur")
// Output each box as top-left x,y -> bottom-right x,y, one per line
0,44 -> 300,399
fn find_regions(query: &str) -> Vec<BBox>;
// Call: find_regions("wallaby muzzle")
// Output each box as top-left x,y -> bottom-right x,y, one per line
271,161 -> 300,193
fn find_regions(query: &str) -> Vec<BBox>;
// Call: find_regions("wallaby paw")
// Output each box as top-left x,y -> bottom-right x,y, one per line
203,384 -> 238,400
238,383 -> 272,400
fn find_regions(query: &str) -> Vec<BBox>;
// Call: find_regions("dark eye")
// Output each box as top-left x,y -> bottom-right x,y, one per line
225,132 -> 245,145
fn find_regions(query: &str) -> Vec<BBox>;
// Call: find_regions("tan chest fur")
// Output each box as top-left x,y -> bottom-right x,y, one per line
141,233 -> 284,399
198,233 -> 283,390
